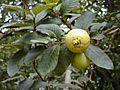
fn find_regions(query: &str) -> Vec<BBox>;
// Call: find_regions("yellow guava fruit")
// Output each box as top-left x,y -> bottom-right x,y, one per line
65,29 -> 90,53
72,53 -> 90,70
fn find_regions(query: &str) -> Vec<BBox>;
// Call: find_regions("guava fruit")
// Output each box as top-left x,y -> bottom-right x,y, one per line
65,29 -> 90,53
72,53 -> 90,70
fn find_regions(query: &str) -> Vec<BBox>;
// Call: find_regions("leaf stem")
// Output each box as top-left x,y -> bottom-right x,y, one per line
33,60 -> 44,81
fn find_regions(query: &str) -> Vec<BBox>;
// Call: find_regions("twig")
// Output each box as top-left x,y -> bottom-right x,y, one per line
88,64 -> 95,84
96,26 -> 120,45
101,26 -> 120,35
1,75 -> 23,83
88,70 -> 95,84
71,80 -> 87,89
21,0 -> 29,20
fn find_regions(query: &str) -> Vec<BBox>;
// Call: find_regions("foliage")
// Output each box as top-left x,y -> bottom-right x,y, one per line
0,0 -> 120,90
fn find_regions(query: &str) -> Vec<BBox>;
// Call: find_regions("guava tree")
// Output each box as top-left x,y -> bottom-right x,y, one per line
0,0 -> 120,90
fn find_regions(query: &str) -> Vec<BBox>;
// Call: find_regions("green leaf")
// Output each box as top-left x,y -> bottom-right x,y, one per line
12,22 -> 32,27
37,45 -> 60,76
7,49 -> 27,76
36,24 -> 63,38
75,11 -> 96,30
26,14 -> 34,20
79,74 -> 89,83
116,13 -> 120,19
54,44 -> 73,76
0,22 -> 34,29
0,22 -> 17,29
43,17 -> 62,25
3,4 -> 22,11
31,81 -> 81,89
19,78 -> 34,90
15,26 -> 34,31
31,80 -> 50,89
35,10 -> 48,23
24,46 -> 45,65
15,21 -> 34,27
44,0 -> 59,4
32,4 -> 46,15
31,37 -> 50,44
85,44 -> 114,69
90,22 -> 107,32
14,32 -> 49,45
53,83 -> 81,89
5,44 -> 24,49
32,3 -> 56,15
37,29 -> 56,37
60,0 -> 79,15
13,32 -> 39,45
3,4 -> 31,14
92,34 -> 105,40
